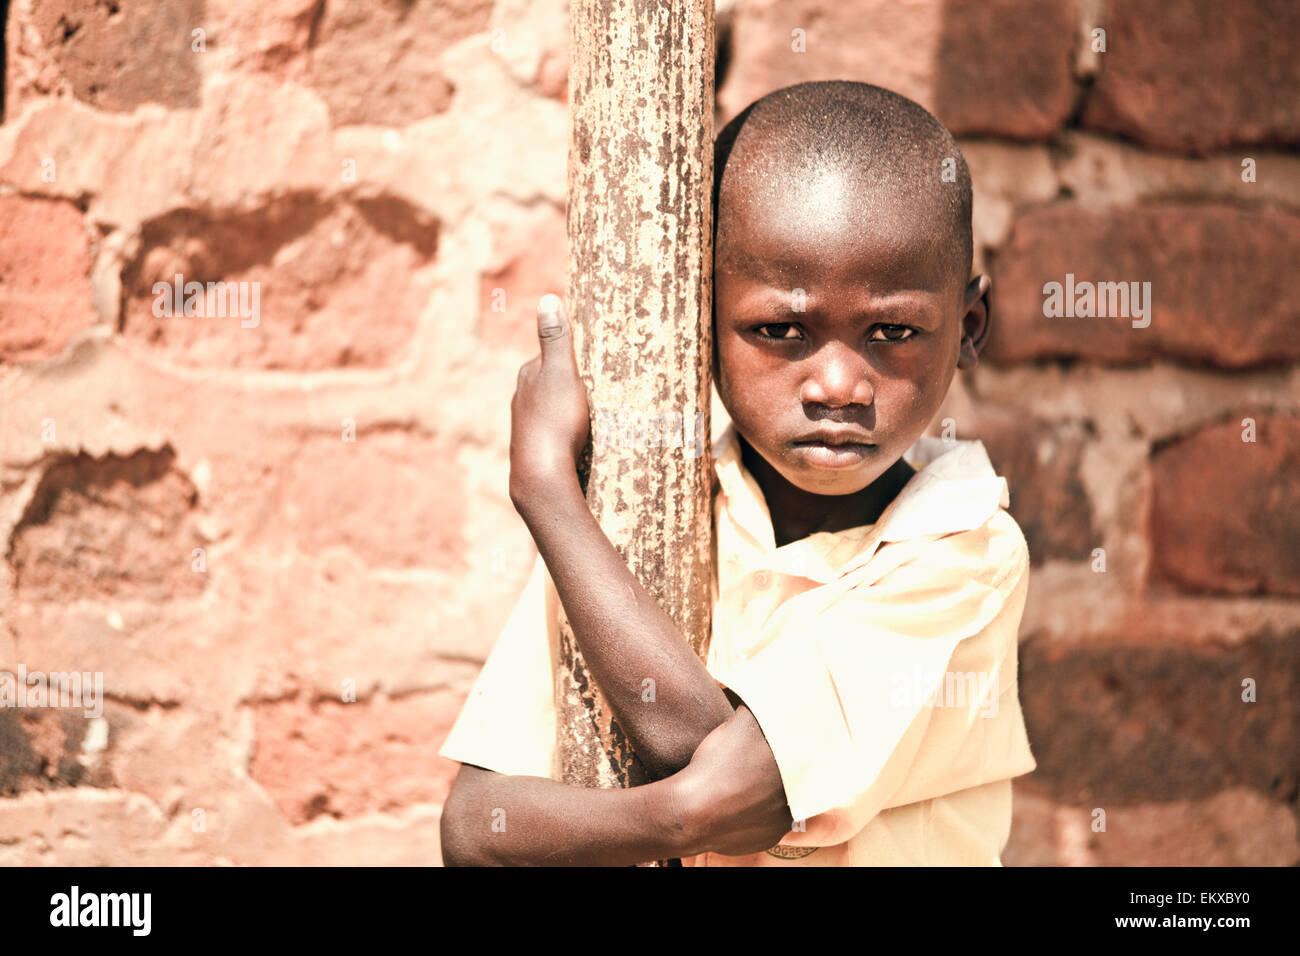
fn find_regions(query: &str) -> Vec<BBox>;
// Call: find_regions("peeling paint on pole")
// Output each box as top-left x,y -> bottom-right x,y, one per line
555,0 -> 715,799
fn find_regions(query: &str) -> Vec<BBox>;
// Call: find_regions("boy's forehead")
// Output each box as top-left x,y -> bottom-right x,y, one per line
718,171 -> 954,293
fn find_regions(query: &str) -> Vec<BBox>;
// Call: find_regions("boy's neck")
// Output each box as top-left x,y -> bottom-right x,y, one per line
739,437 -> 916,548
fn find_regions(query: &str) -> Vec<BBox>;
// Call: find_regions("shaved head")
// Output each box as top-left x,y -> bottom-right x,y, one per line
708,81 -> 992,513
713,81 -> 973,293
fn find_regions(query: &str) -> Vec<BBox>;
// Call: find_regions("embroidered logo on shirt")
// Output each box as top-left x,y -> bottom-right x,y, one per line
766,843 -> 818,859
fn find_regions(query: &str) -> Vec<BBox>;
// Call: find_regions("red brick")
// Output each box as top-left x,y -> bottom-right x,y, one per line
0,707 -> 115,796
1082,0 -> 1300,154
1150,416 -> 1300,596
1004,786 -> 1299,866
717,0 -> 1074,139
535,46 -> 568,104
205,0 -> 322,77
478,204 -> 567,353
19,0 -> 202,112
718,0 -> 940,125
9,448 -> 208,602
971,410 -> 1095,561
0,196 -> 96,364
249,688 -> 469,825
1018,630 -> 1300,805
302,0 -> 492,126
987,203 -> 1300,368
119,195 -> 437,370
252,430 -> 466,570
932,0 -> 1077,139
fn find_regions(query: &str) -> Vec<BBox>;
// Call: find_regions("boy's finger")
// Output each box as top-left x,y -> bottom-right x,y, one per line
536,294 -> 574,365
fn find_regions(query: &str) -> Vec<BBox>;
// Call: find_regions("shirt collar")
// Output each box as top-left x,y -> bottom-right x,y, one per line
711,420 -> 1009,579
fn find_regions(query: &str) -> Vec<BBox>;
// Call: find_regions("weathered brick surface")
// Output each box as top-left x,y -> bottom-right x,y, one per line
988,204 -> 1300,368
301,0 -> 493,126
718,0 -> 943,125
477,201 -> 568,354
1005,786 -> 1299,866
205,0 -> 323,76
249,689 -> 469,825
0,790 -> 173,866
1150,416 -> 1300,597
9,448 -> 207,602
120,196 -> 438,370
1081,0 -> 1300,154
1018,630 -> 1300,805
719,0 -> 1075,138
14,0 -> 203,113
0,707 -> 113,795
932,0 -> 1077,139
535,46 -> 568,103
269,805 -> 446,866
972,410 -> 1096,561
0,195 -> 96,363
251,429 -> 466,569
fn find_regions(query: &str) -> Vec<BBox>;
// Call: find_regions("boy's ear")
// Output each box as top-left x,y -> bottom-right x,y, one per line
957,274 -> 992,370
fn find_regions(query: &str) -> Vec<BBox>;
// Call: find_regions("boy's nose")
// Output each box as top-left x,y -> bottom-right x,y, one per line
799,345 -> 874,408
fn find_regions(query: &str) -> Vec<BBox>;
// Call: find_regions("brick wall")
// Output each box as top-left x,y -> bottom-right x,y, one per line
1,0 -> 1296,865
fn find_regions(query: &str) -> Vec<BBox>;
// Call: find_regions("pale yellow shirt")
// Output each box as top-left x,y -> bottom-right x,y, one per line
440,423 -> 1037,866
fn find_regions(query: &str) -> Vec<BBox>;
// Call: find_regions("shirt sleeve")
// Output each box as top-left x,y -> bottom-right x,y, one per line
711,510 -> 1035,848
438,553 -> 558,778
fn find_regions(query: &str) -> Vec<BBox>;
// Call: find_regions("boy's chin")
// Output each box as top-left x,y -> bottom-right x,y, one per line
776,459 -> 885,497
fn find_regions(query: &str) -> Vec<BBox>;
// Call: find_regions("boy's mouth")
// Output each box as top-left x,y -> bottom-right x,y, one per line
791,427 -> 877,469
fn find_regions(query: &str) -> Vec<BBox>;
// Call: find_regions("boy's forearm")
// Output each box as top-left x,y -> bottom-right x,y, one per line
441,765 -> 694,866
515,473 -> 733,780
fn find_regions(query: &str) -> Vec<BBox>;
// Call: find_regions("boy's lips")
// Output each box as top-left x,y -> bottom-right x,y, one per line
790,427 -> 877,469
794,425 -> 875,446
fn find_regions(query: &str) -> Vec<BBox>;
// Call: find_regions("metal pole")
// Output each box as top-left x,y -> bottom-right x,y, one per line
555,0 -> 716,810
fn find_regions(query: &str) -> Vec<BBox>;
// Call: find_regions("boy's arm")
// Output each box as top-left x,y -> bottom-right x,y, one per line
440,762 -> 697,866
509,296 -> 734,781
514,474 -> 733,779
669,698 -> 798,856
442,698 -> 795,865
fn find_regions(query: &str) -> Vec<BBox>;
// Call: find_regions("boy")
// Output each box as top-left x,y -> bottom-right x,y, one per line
438,80 -> 1036,866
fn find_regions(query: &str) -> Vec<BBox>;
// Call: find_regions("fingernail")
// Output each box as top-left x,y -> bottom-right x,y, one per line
538,293 -> 562,314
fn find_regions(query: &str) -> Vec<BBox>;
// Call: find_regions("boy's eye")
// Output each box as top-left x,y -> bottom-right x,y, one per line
752,322 -> 916,343
755,323 -> 802,341
870,324 -> 916,342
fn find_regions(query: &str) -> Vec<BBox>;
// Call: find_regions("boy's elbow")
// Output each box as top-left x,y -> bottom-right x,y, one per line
642,738 -> 710,782
440,764 -> 491,867
642,701 -> 739,781
439,811 -> 476,867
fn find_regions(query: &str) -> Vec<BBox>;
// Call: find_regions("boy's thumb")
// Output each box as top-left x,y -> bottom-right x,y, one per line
537,294 -> 572,360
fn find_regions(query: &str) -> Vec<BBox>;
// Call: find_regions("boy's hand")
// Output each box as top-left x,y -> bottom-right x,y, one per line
673,703 -> 795,857
509,294 -> 590,511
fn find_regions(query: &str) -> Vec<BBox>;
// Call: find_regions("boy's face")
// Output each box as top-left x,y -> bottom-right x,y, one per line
714,169 -> 989,498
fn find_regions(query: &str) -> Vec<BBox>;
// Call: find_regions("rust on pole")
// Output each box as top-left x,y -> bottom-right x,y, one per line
554,0 -> 716,796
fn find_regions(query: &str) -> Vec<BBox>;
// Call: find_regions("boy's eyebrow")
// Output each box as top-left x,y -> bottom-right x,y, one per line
721,242 -> 956,301
729,283 -> 948,320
